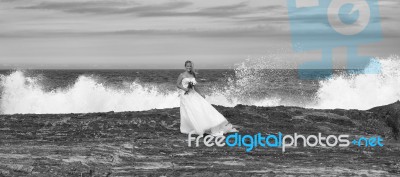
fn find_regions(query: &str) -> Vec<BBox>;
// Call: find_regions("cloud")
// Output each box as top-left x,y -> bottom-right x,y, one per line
0,26 -> 287,39
202,2 -> 247,11
17,1 -> 192,15
237,11 -> 386,27
4,0 -> 398,39
15,1 -> 256,18
137,2 -> 251,18
257,5 -> 284,11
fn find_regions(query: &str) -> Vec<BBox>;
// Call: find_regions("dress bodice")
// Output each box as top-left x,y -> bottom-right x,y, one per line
182,77 -> 197,88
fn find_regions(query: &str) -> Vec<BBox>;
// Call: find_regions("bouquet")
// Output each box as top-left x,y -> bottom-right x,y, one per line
184,81 -> 195,95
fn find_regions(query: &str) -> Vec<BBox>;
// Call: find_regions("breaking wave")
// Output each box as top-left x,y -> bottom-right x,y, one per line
0,55 -> 399,114
313,55 -> 400,110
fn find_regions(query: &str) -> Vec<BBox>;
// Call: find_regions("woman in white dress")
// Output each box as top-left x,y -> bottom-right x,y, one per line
176,60 -> 237,136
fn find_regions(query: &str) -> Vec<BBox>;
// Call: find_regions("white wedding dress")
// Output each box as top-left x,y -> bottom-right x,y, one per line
179,77 -> 237,136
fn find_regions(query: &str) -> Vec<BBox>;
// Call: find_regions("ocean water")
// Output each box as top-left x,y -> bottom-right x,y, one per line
0,56 -> 399,114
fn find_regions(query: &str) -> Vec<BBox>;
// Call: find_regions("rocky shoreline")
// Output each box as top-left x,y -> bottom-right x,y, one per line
0,101 -> 399,176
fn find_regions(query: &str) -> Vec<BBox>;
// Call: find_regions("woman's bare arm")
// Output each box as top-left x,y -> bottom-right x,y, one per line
176,73 -> 189,91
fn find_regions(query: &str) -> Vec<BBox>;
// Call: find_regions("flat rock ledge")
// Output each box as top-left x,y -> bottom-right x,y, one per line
0,101 -> 400,176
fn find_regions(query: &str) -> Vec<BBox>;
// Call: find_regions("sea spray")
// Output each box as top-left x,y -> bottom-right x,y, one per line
313,55 -> 400,110
0,70 -> 282,114
0,55 -> 399,114
0,71 -> 180,114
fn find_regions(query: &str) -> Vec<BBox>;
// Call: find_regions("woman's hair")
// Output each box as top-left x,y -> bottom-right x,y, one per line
185,60 -> 198,78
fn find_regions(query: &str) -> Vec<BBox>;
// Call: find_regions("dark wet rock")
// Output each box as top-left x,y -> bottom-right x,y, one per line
369,100 -> 400,140
0,102 -> 399,176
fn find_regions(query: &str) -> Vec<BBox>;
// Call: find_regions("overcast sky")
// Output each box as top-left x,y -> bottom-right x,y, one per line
0,0 -> 399,69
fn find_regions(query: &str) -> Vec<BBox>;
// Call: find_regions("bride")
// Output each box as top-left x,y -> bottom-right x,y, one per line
176,60 -> 238,136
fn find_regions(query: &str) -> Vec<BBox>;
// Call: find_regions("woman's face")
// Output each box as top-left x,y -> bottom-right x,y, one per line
185,63 -> 192,72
